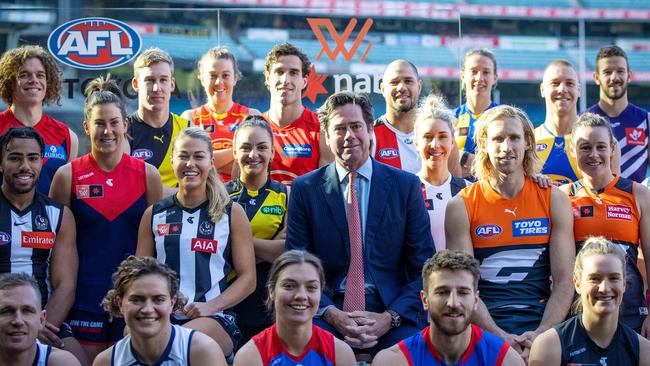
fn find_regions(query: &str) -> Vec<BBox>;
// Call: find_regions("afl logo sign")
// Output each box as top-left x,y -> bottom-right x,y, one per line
475,224 -> 502,238
378,148 -> 399,160
47,17 -> 142,70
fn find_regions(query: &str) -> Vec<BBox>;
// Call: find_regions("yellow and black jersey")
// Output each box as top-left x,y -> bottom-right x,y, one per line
127,112 -> 189,188
226,179 -> 288,239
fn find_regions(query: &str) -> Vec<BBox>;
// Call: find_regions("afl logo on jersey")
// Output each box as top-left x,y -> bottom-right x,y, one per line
378,148 -> 399,160
475,224 -> 502,238
132,149 -> 153,160
0,232 -> 10,245
535,143 -> 548,152
48,17 -> 142,70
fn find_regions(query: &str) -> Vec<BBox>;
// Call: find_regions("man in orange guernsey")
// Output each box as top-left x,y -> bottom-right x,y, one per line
445,105 -> 575,362
262,43 -> 333,185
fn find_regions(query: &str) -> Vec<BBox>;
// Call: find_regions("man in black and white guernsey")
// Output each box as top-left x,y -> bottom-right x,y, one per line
0,127 -> 85,365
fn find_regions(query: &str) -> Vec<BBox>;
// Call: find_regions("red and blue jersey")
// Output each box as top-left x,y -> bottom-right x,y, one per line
398,325 -> 509,366
253,324 -> 336,366
0,109 -> 71,195
70,153 -> 147,313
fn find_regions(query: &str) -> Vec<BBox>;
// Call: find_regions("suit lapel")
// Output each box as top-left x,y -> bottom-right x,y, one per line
366,160 -> 392,241
321,164 -> 349,242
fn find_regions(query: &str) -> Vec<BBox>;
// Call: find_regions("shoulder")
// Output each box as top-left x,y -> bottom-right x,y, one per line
292,164 -> 329,187
233,339 -> 263,366
333,338 -> 355,366
180,109 -> 195,121
550,185 -> 570,205
35,191 -> 64,210
267,179 -> 288,194
153,195 -> 176,212
48,347 -> 82,366
371,344 -> 409,366
90,346 -> 113,366
637,333 -> 650,366
171,113 -> 190,128
190,330 -> 227,366
528,327 -> 561,366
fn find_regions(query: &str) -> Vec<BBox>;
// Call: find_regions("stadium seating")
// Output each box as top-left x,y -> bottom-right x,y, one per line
140,33 -> 252,62
469,0 -> 573,7
581,0 -> 650,9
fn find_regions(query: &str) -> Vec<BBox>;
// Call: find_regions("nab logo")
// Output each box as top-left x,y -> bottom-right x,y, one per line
48,17 -> 142,70
132,149 -> 153,160
475,224 -> 502,238
307,18 -> 373,62
191,238 -> 218,254
378,148 -> 399,160
625,128 -> 646,146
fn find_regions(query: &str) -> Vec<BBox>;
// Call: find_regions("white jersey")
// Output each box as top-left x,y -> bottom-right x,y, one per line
111,324 -> 194,366
34,340 -> 51,366
419,174 -> 469,252
372,116 -> 421,175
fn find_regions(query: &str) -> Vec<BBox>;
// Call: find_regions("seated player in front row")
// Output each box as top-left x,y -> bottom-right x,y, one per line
234,250 -> 356,366
93,256 -> 226,366
372,250 -> 524,366
529,237 -> 650,365
0,273 -> 80,366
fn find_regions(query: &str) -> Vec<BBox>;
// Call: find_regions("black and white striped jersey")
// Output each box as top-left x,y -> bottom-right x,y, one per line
151,195 -> 233,304
0,191 -> 63,307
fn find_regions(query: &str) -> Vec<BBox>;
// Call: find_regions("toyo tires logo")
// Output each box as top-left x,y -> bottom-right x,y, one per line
48,17 -> 142,70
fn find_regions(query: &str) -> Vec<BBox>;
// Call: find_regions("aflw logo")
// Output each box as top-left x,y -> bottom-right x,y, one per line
307,18 -> 373,62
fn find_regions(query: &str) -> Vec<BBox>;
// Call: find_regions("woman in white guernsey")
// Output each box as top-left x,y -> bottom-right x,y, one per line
93,256 -> 226,366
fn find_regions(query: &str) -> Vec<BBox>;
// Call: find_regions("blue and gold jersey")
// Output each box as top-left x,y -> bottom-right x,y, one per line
454,102 -> 498,154
534,124 -> 581,185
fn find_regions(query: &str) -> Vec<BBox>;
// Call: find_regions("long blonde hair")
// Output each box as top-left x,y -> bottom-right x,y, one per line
173,127 -> 230,222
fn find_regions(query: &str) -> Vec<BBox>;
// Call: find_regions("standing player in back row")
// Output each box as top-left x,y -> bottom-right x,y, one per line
446,105 -> 575,361
588,45 -> 649,183
0,45 -> 78,195
126,47 -> 189,196
262,43 -> 333,185
182,46 -> 260,183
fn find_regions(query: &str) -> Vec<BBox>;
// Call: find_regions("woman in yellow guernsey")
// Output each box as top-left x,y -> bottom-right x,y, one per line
225,115 -> 289,346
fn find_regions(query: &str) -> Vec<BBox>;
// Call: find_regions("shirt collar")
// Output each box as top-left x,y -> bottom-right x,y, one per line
335,157 -> 373,183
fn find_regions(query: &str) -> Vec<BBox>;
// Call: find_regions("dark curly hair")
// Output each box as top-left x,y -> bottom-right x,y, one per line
0,45 -> 63,106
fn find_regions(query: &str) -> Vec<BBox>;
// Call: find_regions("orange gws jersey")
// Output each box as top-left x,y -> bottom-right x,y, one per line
565,175 -> 647,331
263,107 -> 321,186
460,178 -> 552,334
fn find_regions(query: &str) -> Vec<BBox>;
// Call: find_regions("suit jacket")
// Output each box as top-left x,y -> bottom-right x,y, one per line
285,158 -> 434,327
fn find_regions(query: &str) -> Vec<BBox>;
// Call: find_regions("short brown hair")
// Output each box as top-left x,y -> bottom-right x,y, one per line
102,256 -> 187,318
0,45 -> 63,106
422,250 -> 481,291
318,91 -> 374,136
571,112 -> 616,148
0,273 -> 42,309
133,47 -> 174,79
596,45 -> 629,72
264,43 -> 311,78
266,250 -> 325,314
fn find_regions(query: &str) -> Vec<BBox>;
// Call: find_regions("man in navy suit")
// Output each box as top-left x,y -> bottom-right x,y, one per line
285,91 -> 434,354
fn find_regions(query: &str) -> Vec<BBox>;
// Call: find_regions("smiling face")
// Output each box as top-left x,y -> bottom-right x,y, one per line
381,61 -> 422,114
422,269 -> 478,337
172,135 -> 214,191
0,137 -> 42,195
233,126 -> 273,179
199,57 -> 237,106
485,117 -> 528,176
541,63 -> 580,116
84,103 -> 127,156
575,254 -> 625,317
461,54 -> 497,102
133,61 -> 175,113
594,56 -> 630,101
326,103 -> 371,172
271,263 -> 321,326
0,285 -> 45,354
265,55 -> 307,107
12,57 -> 46,107
415,117 -> 454,173
118,274 -> 175,339
571,125 -> 614,179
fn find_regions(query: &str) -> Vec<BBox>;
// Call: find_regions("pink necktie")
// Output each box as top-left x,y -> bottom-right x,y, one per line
343,171 -> 365,312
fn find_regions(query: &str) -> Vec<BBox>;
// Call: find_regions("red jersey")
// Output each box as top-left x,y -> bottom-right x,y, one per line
190,103 -> 251,182
373,116 -> 420,174
263,107 -> 321,185
253,324 -> 336,366
0,109 -> 71,195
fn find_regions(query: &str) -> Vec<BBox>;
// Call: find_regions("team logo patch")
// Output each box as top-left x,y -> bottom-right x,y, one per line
21,231 -> 55,249
512,218 -> 549,237
282,144 -> 313,158
34,215 -> 49,230
0,232 -> 10,245
132,149 -> 153,160
191,238 -> 217,254
378,148 -> 399,160
574,205 -> 594,218
625,128 -> 646,146
535,143 -> 548,152
424,199 -> 434,211
44,145 -> 67,160
199,222 -> 214,236
457,127 -> 469,136
475,224 -> 502,238
212,138 -> 232,150
203,124 -> 215,133
47,17 -> 142,70
606,204 -> 632,221
76,184 -> 103,198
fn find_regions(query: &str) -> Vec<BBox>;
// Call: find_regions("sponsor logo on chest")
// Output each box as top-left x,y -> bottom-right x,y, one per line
191,238 -> 218,254
76,184 -> 103,198
282,144 -> 313,158
157,223 -> 182,236
261,205 -> 284,215
625,127 -> 646,146
512,218 -> 549,237
606,204 -> 632,221
21,231 -> 55,249
44,145 -> 67,160
475,224 -> 502,238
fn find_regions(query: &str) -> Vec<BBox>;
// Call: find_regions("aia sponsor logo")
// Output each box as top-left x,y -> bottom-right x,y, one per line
475,224 -> 502,238
378,148 -> 399,160
212,138 -> 232,150
191,238 -> 217,254
625,128 -> 646,146
48,17 -> 142,70
606,204 -> 632,221
132,148 -> 153,160
0,232 -> 10,245
21,231 -> 55,249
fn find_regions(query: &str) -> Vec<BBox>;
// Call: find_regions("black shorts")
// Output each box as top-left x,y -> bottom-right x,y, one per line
171,311 -> 241,351
66,308 -> 125,346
